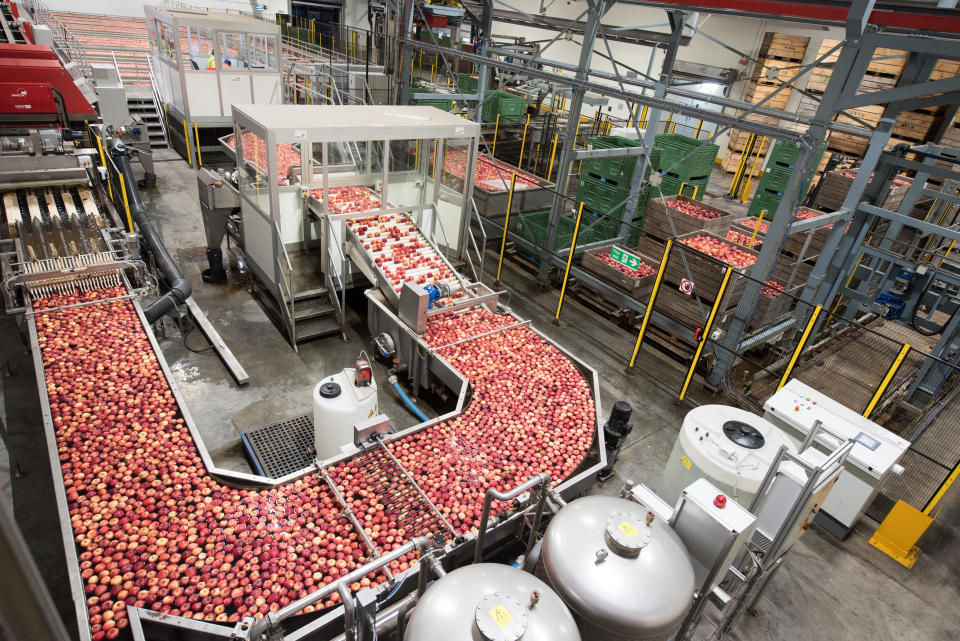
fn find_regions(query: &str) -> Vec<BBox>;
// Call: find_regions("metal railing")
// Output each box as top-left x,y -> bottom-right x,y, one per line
29,0 -> 93,75
271,218 -> 296,348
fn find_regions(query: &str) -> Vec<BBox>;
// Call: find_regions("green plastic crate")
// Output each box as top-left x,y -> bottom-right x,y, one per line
768,140 -> 800,168
758,165 -> 792,193
657,174 -> 709,201
577,175 -> 632,217
457,73 -> 479,94
653,134 -> 719,179
747,189 -> 783,219
482,90 -> 526,124
581,135 -> 644,184
516,210 -> 618,252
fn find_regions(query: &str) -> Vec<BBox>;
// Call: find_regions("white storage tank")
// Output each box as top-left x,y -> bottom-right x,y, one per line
658,404 -> 791,508
404,563 -> 581,641
312,368 -> 378,460
538,495 -> 695,641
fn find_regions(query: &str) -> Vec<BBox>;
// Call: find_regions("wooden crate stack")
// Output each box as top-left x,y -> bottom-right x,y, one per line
803,39 -> 953,159
721,33 -> 811,175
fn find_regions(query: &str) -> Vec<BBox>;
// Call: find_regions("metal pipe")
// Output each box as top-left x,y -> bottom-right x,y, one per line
329,594 -> 418,641
251,536 -> 431,640
338,583 -> 356,641
474,473 -> 551,563
112,146 -> 191,323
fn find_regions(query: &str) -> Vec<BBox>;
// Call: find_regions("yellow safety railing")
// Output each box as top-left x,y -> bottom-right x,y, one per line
863,343 -> 911,418
630,240 -> 672,367
555,202 -> 585,321
679,266 -> 733,401
777,305 -> 822,391
496,173 -> 518,283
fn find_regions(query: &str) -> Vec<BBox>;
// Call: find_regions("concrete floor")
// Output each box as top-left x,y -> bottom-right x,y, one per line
2,148 -> 959,640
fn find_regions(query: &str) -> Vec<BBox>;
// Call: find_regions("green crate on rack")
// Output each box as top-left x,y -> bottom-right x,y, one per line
457,73 -> 479,94
481,90 -> 527,124
747,189 -> 783,219
577,175 -> 632,217
653,134 -> 719,179
516,210 -> 619,252
582,136 -> 644,184
768,140 -> 800,168
758,165 -> 793,193
657,174 -> 709,201
412,87 -> 454,112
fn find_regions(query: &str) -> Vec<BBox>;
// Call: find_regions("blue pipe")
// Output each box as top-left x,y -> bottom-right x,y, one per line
391,380 -> 429,423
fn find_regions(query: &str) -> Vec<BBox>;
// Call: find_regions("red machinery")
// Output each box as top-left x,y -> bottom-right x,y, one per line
0,43 -> 96,128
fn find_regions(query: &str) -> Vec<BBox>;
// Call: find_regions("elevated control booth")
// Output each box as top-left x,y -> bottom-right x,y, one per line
145,5 -> 282,165
228,104 -> 480,339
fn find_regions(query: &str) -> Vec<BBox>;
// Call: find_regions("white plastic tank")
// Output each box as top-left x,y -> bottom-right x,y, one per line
658,404 -> 792,508
313,368 -> 378,460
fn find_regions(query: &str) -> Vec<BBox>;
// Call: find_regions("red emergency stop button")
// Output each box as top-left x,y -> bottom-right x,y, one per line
714,494 -> 727,508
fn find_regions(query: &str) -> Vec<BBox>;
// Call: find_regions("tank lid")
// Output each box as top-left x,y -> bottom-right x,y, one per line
319,381 -> 341,398
604,512 -> 650,558
474,592 -> 529,641
722,420 -> 765,449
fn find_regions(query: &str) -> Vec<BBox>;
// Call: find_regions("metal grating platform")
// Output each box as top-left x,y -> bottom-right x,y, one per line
240,413 -> 316,478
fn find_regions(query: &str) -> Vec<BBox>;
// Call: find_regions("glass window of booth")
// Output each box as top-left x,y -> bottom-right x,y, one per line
181,26 -> 215,71
156,20 -> 177,62
237,128 -> 271,216
218,32 -> 246,69
246,34 -> 278,71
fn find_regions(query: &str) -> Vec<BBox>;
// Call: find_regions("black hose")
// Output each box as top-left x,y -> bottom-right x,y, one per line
112,146 -> 191,323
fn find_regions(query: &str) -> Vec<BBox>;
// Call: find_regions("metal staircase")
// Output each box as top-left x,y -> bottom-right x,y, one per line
126,88 -> 167,149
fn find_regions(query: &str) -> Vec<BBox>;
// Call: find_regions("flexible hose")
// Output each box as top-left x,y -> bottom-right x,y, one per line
391,380 -> 429,423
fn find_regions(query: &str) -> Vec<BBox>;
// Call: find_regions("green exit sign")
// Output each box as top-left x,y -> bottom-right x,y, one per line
610,246 -> 642,271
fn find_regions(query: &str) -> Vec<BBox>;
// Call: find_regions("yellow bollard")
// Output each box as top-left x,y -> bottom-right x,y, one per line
496,173 -> 518,283
778,305 -> 822,391
630,240 -> 672,367
555,202 -> 585,320
193,122 -> 203,167
518,114 -> 531,168
748,209 -> 766,248
680,267 -> 733,400
546,133 -> 560,182
864,343 -> 911,418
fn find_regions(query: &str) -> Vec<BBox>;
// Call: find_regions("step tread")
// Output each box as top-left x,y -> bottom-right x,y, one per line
293,297 -> 335,321
293,286 -> 329,302
295,315 -> 341,342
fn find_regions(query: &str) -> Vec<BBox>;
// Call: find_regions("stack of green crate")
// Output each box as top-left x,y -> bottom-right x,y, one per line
576,136 -> 657,239
481,90 -> 527,124
457,73 -> 479,94
581,136 -> 643,185
411,87 -> 454,112
651,133 -> 719,201
746,141 -> 827,218
515,210 -> 619,253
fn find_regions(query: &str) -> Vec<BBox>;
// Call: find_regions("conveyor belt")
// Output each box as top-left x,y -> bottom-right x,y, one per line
28,200 -> 602,640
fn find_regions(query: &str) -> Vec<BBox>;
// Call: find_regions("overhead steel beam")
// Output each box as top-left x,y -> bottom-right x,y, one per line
615,0 -> 960,35
462,1 -> 692,47
405,38 -> 808,141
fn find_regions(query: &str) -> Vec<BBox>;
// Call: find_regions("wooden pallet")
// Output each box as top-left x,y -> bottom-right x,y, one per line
932,58 -> 960,81
754,58 -> 803,86
836,104 -> 885,128
720,151 -> 766,177
759,32 -> 810,62
817,39 -> 908,77
894,110 -> 938,141
826,131 -> 869,157
2,191 -> 21,236
744,82 -> 790,109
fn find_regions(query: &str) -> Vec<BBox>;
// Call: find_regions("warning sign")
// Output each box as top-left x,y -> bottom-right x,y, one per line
679,279 -> 695,295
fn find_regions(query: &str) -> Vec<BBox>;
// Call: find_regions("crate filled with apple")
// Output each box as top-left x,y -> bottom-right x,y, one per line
644,195 -> 735,241
749,278 -> 796,329
731,206 -> 835,258
581,243 -> 660,296
443,152 -> 556,216
665,231 -> 759,305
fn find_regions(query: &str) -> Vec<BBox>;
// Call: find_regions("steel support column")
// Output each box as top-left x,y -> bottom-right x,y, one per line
474,0 -> 494,123
536,0 -> 608,283
397,0 -> 416,105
